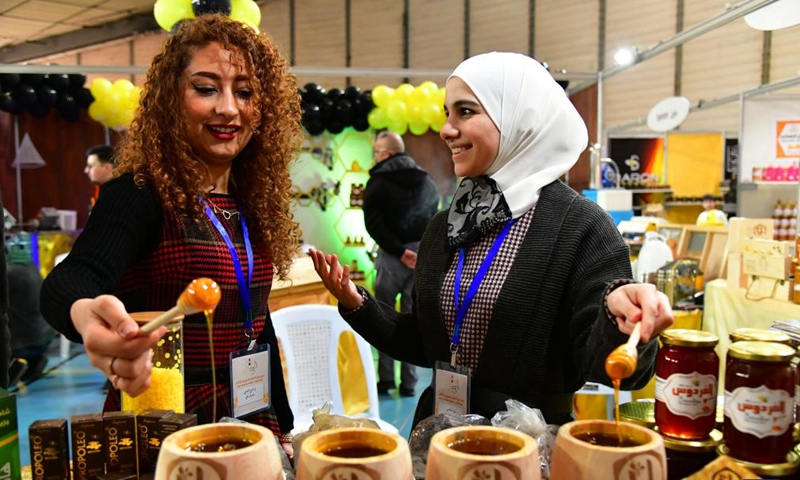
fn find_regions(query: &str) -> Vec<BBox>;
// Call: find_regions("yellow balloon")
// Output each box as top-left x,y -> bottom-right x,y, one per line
153,0 -> 194,32
409,120 -> 429,136
387,119 -> 408,136
89,78 -> 112,99
430,111 -> 447,132
406,104 -> 422,123
371,85 -> 394,109
367,108 -> 388,130
112,79 -> 134,96
88,102 -> 106,123
393,83 -> 414,103
433,88 -> 446,107
420,103 -> 442,125
418,81 -> 438,95
410,87 -> 431,107
386,100 -> 407,122
231,0 -> 261,29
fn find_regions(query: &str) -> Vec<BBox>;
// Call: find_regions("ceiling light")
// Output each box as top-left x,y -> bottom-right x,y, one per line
613,47 -> 637,67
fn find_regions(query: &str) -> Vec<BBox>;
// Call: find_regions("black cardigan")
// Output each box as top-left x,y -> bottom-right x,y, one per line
343,181 -> 658,425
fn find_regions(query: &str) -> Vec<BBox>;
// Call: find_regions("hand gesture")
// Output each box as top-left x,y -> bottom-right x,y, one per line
71,295 -> 166,397
308,249 -> 363,310
606,283 -> 674,343
400,249 -> 418,269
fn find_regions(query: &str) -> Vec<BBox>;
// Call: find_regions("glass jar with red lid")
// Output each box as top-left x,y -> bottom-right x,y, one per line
655,329 -> 719,439
724,341 -> 795,465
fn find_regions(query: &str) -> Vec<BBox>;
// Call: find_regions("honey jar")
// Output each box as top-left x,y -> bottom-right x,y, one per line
655,329 -> 719,439
730,328 -> 792,345
121,312 -> 185,415
659,429 -> 722,480
723,341 -> 795,465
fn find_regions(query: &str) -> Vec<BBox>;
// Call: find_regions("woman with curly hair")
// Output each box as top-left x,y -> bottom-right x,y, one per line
41,14 -> 302,455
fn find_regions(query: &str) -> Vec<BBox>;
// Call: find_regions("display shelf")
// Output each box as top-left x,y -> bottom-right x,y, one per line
625,188 -> 674,194
665,202 -> 703,206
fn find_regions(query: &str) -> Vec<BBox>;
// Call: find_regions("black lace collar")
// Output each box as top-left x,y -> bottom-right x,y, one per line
446,176 -> 512,250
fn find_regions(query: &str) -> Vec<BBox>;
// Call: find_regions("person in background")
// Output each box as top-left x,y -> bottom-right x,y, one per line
310,52 -> 673,427
84,144 -> 116,211
41,15 -> 301,456
6,239 -> 56,384
364,131 -> 439,397
696,193 -> 728,226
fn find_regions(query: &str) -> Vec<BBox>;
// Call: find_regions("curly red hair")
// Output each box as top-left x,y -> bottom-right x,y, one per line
115,14 -> 302,279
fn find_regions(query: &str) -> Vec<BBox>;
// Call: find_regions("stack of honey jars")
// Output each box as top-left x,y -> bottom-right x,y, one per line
719,328 -> 799,478
654,329 -> 722,480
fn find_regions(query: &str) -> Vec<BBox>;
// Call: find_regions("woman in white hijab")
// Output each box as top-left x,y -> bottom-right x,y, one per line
311,52 -> 673,426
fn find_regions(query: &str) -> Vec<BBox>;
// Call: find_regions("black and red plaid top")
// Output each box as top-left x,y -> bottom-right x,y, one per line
40,174 -> 293,436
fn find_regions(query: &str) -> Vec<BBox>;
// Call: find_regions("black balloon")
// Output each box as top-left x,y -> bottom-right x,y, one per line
344,85 -> 361,101
44,74 -> 70,92
303,83 -> 326,104
191,0 -> 232,16
58,94 -> 79,121
352,116 -> 370,132
318,98 -> 335,123
21,74 -> 44,87
326,121 -> 345,134
305,120 -> 325,136
326,88 -> 343,101
0,73 -> 21,90
302,102 -> 322,125
13,85 -> 37,107
68,73 -> 86,89
353,95 -> 373,116
334,98 -> 354,126
35,85 -> 58,108
0,91 -> 22,114
75,88 -> 94,109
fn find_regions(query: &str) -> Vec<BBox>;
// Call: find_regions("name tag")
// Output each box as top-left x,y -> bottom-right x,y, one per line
434,360 -> 471,417
230,344 -> 271,418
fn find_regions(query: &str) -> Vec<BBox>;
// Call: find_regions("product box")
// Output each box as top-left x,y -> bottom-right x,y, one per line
70,413 -> 104,480
28,419 -> 69,480
158,413 -> 197,441
744,275 -> 793,301
136,409 -> 172,474
103,411 -> 137,475
741,238 -> 793,280
0,389 -> 20,480
726,253 -> 746,290
728,217 -> 775,253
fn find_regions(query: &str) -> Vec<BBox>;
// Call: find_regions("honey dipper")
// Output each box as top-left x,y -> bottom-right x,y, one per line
138,278 -> 221,335
605,322 -> 642,381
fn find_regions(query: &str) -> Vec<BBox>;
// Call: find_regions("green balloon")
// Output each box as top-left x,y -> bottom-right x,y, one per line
367,108 -> 388,130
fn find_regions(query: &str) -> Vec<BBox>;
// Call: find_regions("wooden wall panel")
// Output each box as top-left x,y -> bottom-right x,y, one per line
535,0 -> 598,73
293,0 -> 346,89
349,0 -> 406,88
769,25 -> 800,94
81,40 -> 134,86
407,0 -> 464,85
469,0 -> 528,56
132,31 -> 166,86
262,0 -> 292,62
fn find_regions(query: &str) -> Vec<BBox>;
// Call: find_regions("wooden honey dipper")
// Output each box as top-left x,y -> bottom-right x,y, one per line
605,322 -> 642,381
138,278 -> 221,335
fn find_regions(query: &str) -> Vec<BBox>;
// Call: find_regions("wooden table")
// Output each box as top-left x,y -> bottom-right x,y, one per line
269,255 -> 333,311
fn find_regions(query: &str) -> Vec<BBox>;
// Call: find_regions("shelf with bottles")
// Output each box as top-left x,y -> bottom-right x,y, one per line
772,199 -> 798,241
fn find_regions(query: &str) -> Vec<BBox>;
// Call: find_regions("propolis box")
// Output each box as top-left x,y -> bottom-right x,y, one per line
0,388 -> 20,480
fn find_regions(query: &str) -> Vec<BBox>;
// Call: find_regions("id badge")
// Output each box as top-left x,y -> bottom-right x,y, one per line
229,344 -> 271,419
433,360 -> 471,416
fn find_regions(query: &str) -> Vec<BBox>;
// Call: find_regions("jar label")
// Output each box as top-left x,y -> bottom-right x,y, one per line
656,372 -> 716,419
724,385 -> 793,438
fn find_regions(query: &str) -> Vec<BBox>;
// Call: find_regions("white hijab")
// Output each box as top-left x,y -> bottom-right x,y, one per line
449,52 -> 589,218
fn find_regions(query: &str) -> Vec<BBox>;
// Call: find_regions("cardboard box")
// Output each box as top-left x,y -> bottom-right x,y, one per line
70,413 -> 104,480
28,419 -> 69,480
726,253 -> 746,289
741,238 -> 793,280
728,217 -> 775,253
136,409 -> 172,474
103,411 -> 137,475
0,389 -> 20,480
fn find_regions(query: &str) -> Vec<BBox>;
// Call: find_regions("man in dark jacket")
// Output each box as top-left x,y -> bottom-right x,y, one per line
363,131 -> 439,397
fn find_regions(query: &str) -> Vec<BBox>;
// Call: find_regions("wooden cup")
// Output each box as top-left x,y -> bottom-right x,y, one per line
425,426 -> 540,480
550,420 -> 666,480
296,427 -> 412,480
154,423 -> 284,480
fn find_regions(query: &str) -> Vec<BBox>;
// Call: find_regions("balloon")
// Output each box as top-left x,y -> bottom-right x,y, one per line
371,85 -> 394,108
353,93 -> 373,116
35,85 -> 58,108
405,104 -> 421,123
393,83 -> 414,103
318,97 -> 335,123
111,79 -> 134,96
305,121 -> 325,136
326,121 -> 345,134
334,98 -> 354,126
408,120 -> 429,136
352,116 -> 370,132
230,0 -> 261,29
303,83 -> 326,103
68,73 -> 87,89
21,74 -> 44,87
60,106 -> 80,122
367,108 -> 388,130
44,74 -> 70,92
326,88 -> 343,101
89,78 -> 113,99
192,0 -> 232,16
13,85 -> 37,107
344,85 -> 361,101
28,102 -> 51,118
430,111 -> 447,132
418,80 -> 438,95
302,102 -> 322,125
410,86 -> 431,107
420,103 -> 443,125
0,92 -> 22,114
387,118 -> 407,136
154,0 -> 195,32
0,74 -> 21,90
75,88 -> 94,109
57,94 -> 78,116
88,102 -> 106,122
385,100 -> 407,122
433,88 -> 446,107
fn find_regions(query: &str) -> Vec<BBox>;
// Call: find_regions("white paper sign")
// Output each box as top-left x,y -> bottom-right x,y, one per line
647,96 -> 691,132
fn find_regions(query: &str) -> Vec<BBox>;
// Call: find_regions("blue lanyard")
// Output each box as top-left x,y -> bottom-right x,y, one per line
451,218 -> 515,365
203,200 -> 254,334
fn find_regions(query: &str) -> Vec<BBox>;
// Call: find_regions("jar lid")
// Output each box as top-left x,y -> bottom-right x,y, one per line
657,428 -> 722,452
730,328 -> 791,344
718,444 -> 800,476
728,341 -> 795,362
619,401 -> 655,429
661,329 -> 719,347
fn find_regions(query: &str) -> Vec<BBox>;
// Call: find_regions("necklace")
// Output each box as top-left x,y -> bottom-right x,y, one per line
206,197 -> 239,220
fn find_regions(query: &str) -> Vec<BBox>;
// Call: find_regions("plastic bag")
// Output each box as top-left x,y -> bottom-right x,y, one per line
408,412 -> 492,479
490,400 -> 557,480
291,402 -> 381,460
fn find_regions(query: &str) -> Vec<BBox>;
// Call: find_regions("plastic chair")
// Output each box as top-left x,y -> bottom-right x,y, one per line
53,252 -> 72,358
271,304 -> 398,434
